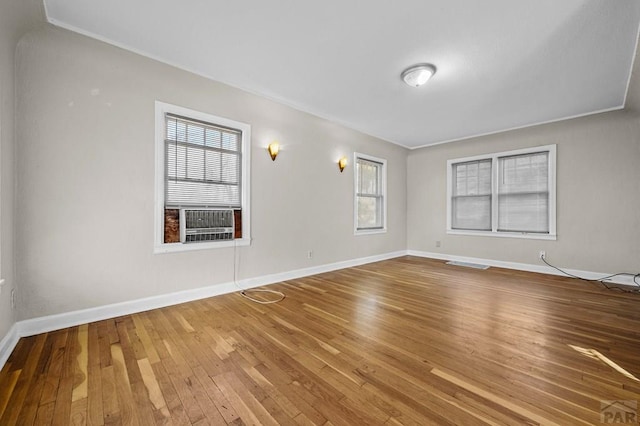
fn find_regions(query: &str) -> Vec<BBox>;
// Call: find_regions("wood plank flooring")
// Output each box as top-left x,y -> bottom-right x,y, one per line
1,256 -> 639,425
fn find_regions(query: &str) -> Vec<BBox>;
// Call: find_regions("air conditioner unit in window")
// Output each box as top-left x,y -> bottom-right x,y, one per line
180,208 -> 234,243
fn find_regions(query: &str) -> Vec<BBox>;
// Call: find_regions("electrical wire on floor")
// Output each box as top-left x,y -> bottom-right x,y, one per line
541,255 -> 640,294
232,240 -> 285,305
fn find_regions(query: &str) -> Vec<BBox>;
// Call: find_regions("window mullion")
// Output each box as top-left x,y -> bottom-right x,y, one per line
492,156 -> 498,233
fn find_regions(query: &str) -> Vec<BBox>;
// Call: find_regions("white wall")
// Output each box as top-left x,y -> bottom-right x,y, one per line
15,26 -> 408,320
0,0 -> 42,343
407,88 -> 640,274
8,12 -> 640,328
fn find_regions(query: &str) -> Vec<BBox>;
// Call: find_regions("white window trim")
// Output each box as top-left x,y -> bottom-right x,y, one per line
354,152 -> 387,235
154,101 -> 251,253
446,144 -> 556,240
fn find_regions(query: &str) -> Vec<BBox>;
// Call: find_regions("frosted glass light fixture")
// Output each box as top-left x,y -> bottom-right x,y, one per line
401,64 -> 436,87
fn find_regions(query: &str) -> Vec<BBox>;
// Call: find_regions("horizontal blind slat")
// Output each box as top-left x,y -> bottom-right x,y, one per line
165,113 -> 242,208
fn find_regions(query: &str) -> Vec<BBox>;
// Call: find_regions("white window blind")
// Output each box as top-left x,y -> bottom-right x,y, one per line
165,114 -> 241,207
497,152 -> 549,233
356,157 -> 384,230
451,159 -> 492,231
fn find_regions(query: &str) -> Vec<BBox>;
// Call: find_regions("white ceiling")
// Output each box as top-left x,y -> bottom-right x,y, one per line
44,0 -> 640,149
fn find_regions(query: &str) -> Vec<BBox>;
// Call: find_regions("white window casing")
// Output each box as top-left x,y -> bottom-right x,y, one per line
447,144 -> 556,240
354,152 -> 387,235
154,101 -> 251,253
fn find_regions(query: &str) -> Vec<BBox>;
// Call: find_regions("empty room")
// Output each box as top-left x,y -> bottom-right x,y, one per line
1,0 -> 640,424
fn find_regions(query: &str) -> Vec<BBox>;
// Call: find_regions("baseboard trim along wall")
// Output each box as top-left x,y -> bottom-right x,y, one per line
0,250 -> 405,370
0,323 -> 19,371
407,250 -> 638,287
2,249 -> 635,370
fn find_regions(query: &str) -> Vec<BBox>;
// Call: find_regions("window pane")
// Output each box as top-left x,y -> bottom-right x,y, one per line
500,152 -> 548,193
357,160 -> 381,195
452,159 -> 492,231
498,193 -> 549,233
166,115 -> 240,152
205,128 -> 221,148
186,123 -> 205,146
453,159 -> 491,196
452,195 -> 491,230
498,152 -> 549,233
167,180 -> 240,206
204,150 -> 221,181
357,196 -> 382,229
221,153 -> 239,184
222,132 -> 238,151
185,146 -> 205,180
165,114 -> 241,208
166,118 -> 187,143
167,145 -> 192,180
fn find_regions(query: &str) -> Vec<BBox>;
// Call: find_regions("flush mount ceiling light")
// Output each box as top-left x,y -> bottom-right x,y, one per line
401,63 -> 436,87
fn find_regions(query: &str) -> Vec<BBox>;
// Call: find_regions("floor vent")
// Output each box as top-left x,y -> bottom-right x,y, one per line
446,261 -> 490,270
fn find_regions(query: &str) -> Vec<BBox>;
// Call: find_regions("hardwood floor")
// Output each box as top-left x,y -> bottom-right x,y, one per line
1,256 -> 639,425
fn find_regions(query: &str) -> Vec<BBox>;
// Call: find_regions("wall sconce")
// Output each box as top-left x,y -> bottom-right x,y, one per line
267,142 -> 279,161
338,157 -> 347,173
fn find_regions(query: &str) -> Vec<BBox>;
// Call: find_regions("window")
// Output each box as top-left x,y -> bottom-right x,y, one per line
451,159 -> 492,231
155,102 -> 251,252
497,151 -> 549,233
165,114 -> 242,207
447,145 -> 556,239
354,153 -> 387,234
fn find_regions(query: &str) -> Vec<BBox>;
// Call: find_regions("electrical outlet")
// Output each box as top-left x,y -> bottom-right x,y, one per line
539,250 -> 546,260
307,250 -> 313,259
435,240 -> 441,248
11,289 -> 15,310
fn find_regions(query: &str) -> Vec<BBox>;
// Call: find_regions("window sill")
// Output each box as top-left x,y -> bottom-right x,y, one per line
355,228 -> 387,236
446,230 -> 557,241
154,237 -> 251,254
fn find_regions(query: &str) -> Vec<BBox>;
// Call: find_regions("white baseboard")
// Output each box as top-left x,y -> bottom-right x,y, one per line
238,250 -> 407,289
0,250 -> 406,371
0,323 -> 19,370
2,248 -> 632,371
407,250 -> 638,286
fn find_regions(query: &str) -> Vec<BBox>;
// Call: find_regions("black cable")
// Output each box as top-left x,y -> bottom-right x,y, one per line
233,238 -> 285,304
540,255 -> 640,294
